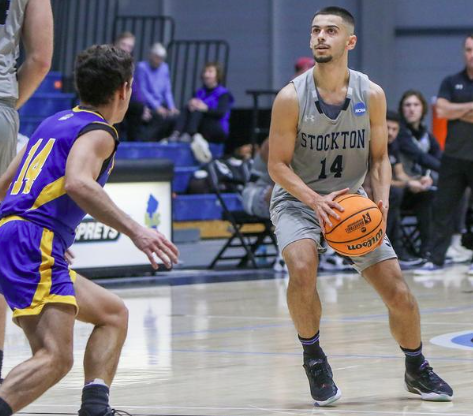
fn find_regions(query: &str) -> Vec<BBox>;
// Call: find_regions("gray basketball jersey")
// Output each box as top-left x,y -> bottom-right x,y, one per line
271,68 -> 371,209
0,0 -> 30,102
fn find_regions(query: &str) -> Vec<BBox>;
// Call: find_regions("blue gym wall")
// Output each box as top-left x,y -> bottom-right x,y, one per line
116,0 -> 473,112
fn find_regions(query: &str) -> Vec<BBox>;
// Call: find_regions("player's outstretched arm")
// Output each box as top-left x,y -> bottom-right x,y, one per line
268,84 -> 347,227
16,0 -> 53,109
368,81 -> 391,225
0,146 -> 27,201
65,130 -> 179,269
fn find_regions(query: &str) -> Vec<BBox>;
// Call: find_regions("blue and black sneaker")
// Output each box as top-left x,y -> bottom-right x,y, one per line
79,407 -> 132,416
303,356 -> 341,406
405,360 -> 453,401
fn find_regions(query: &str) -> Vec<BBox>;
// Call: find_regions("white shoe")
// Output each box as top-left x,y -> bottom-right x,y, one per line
467,264 -> 473,276
190,133 -> 212,163
273,252 -> 288,273
319,254 -> 352,272
455,244 -> 473,257
446,245 -> 471,263
450,234 -> 473,257
413,262 -> 445,275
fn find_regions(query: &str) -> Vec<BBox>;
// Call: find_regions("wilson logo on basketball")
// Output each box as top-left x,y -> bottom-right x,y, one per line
346,228 -> 383,251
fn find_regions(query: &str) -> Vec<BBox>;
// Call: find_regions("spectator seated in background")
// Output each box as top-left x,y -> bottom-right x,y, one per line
385,110 -> 431,267
168,62 -> 234,164
397,90 -> 442,259
133,42 -> 179,141
114,31 -> 135,54
293,56 -> 315,79
113,32 -> 153,141
397,90 -> 442,182
242,139 -> 273,220
242,139 -> 351,273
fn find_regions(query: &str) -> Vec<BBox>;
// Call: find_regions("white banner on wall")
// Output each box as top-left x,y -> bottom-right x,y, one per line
71,181 -> 171,269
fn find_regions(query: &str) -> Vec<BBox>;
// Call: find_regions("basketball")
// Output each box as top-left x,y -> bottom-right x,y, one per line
324,194 -> 385,257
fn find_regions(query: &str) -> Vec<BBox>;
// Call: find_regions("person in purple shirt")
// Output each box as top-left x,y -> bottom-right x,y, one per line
0,45 -> 179,416
133,42 -> 179,141
168,62 -> 234,162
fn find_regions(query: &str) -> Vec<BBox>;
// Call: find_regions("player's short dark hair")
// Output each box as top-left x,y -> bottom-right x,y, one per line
465,34 -> 473,44
386,110 -> 400,123
312,6 -> 355,30
75,44 -> 134,107
398,90 -> 428,122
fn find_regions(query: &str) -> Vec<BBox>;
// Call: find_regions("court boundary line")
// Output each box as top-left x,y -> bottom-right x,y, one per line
21,404 -> 473,416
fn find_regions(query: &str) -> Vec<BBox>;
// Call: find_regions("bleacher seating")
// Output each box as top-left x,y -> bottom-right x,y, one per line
19,72 -> 75,137
173,194 -> 243,221
115,141 -> 245,223
19,72 -> 236,224
115,142 -> 234,221
34,71 -> 63,93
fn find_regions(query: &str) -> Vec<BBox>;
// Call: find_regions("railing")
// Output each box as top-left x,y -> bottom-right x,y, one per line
51,0 -> 119,77
168,40 -> 230,109
50,0 -> 175,90
113,15 -> 175,63
48,2 -> 230,112
246,90 -> 278,156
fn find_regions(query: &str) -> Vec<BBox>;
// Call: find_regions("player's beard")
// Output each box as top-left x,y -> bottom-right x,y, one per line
314,54 -> 333,63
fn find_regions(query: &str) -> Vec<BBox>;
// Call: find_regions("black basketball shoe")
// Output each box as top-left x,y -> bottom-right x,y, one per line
79,407 -> 132,416
405,360 -> 453,401
303,356 -> 341,406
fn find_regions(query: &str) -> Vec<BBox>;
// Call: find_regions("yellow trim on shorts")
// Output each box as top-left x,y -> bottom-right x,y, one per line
12,227 -> 78,320
0,215 -> 26,227
29,176 -> 66,211
13,295 -> 78,319
69,268 -> 77,283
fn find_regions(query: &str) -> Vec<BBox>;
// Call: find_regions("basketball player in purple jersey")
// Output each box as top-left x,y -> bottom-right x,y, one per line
268,6 -> 452,406
0,0 -> 54,383
0,45 -> 178,416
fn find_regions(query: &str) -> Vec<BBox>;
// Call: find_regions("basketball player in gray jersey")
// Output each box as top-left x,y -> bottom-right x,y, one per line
268,7 -> 452,406
0,0 -> 53,382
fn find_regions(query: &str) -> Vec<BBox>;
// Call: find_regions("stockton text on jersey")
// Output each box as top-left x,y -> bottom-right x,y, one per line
300,129 -> 366,151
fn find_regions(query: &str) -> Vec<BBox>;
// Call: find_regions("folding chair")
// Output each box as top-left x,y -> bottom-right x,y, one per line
400,209 -> 422,257
206,159 -> 278,269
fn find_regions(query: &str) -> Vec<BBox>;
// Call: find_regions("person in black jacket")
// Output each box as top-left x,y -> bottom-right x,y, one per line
397,90 -> 442,181
416,35 -> 473,274
384,111 -> 428,265
397,90 -> 440,258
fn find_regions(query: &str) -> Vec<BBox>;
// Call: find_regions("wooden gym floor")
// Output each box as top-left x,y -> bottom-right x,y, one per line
6,265 -> 473,416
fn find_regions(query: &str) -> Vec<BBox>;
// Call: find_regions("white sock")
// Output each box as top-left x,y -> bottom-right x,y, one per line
85,378 -> 109,388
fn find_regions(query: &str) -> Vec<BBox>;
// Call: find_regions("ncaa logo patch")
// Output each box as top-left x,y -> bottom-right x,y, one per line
353,102 -> 366,116
430,330 -> 473,351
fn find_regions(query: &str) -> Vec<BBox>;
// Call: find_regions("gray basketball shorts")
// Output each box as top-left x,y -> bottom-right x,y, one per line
0,103 -> 19,175
270,199 -> 397,273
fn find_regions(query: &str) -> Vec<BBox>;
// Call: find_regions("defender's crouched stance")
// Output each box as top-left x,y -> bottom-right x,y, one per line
0,45 -> 178,416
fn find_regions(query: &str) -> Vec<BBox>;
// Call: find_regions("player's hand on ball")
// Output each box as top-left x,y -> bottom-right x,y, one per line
312,188 -> 349,229
132,226 -> 179,270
